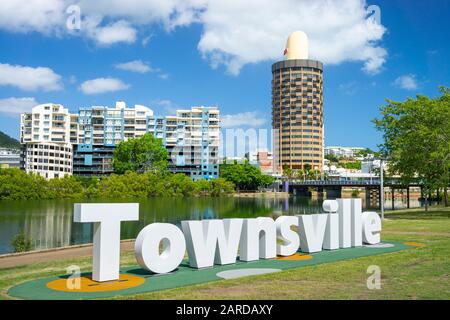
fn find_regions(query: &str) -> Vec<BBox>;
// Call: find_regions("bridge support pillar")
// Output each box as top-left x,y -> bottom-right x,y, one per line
391,186 -> 395,210
407,187 -> 410,209
366,188 -> 380,209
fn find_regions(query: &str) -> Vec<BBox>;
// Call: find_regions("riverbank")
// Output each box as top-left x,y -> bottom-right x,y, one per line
234,191 -> 289,198
1,206 -> 448,299
0,240 -> 135,269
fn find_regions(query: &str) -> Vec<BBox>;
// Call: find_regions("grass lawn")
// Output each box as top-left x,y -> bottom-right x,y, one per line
1,206 -> 449,300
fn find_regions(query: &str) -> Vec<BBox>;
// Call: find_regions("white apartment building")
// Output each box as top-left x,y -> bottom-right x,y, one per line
324,146 -> 366,158
20,104 -> 73,179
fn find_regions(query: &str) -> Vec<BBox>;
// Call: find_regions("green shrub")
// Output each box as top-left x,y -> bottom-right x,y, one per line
11,232 -> 33,253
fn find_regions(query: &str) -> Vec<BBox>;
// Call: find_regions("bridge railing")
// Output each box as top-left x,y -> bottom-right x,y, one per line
286,180 -> 382,186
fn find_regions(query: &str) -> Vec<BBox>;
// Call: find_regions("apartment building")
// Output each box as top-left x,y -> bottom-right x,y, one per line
165,107 -> 220,180
20,102 -> 220,180
70,101 -> 156,176
20,104 -> 73,179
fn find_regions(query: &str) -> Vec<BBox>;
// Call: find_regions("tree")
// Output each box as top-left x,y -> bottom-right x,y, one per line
220,162 -> 274,191
282,165 -> 294,181
373,87 -> 450,210
325,154 -> 339,163
112,133 -> 168,174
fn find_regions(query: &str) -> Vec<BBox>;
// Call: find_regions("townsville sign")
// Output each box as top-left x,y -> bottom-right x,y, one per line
75,198 -> 381,282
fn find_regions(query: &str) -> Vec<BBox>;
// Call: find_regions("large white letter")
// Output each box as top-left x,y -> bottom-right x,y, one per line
337,199 -> 352,248
351,199 -> 363,247
362,212 -> 382,244
323,200 -> 339,250
323,213 -> 339,250
74,203 -> 139,282
240,217 -> 277,261
135,223 -> 186,274
297,214 -> 328,253
275,216 -> 300,256
181,219 -> 243,268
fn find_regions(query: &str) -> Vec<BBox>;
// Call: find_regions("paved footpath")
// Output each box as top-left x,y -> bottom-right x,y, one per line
0,240 -> 135,269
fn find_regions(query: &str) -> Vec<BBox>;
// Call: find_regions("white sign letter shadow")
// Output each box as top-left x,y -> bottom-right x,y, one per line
74,203 -> 139,282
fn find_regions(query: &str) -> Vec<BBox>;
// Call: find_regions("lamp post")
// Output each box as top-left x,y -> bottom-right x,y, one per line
379,158 -> 385,220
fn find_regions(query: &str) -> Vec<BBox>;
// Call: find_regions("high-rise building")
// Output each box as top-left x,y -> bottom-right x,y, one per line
70,101 -> 156,176
20,104 -> 73,179
20,102 -> 220,180
272,31 -> 324,174
165,107 -> 220,180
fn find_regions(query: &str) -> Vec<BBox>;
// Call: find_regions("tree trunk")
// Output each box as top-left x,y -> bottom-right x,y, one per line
445,186 -> 449,207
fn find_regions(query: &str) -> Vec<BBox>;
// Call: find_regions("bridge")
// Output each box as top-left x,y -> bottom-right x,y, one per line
273,179 -> 424,210
276,179 -> 421,188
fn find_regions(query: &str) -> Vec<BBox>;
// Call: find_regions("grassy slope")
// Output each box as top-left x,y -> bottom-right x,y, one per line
1,207 -> 449,300
0,131 -> 20,149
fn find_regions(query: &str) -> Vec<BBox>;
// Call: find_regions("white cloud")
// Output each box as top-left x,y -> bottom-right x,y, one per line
115,60 -> 169,79
158,73 -> 169,80
142,35 -> 152,47
0,0 -> 387,73
339,81 -> 359,95
0,97 -> 38,115
154,99 -> 179,115
86,20 -> 137,46
79,77 -> 130,95
0,63 -> 63,91
221,111 -> 267,128
197,0 -> 386,75
393,74 -> 418,90
0,0 -> 66,34
115,60 -> 152,73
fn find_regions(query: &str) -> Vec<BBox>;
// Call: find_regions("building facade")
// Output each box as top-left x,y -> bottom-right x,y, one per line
165,107 -> 220,180
0,148 -> 21,169
70,102 -> 155,176
272,31 -> 324,174
20,102 -> 220,180
325,146 -> 366,159
20,104 -> 73,179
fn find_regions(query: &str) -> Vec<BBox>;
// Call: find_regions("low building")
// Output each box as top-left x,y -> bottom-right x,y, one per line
325,146 -> 366,158
361,158 -> 388,174
246,149 -> 274,174
0,148 -> 21,169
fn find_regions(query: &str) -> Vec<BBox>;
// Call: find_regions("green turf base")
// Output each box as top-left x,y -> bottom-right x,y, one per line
8,241 -> 414,300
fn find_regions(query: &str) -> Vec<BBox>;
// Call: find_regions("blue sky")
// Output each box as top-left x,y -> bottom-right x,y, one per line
0,0 -> 448,151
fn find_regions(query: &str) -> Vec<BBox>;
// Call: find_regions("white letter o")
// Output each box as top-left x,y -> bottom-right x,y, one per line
135,223 -> 186,274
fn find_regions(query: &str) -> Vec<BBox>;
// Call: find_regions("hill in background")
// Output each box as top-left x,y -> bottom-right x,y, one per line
0,131 -> 20,149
